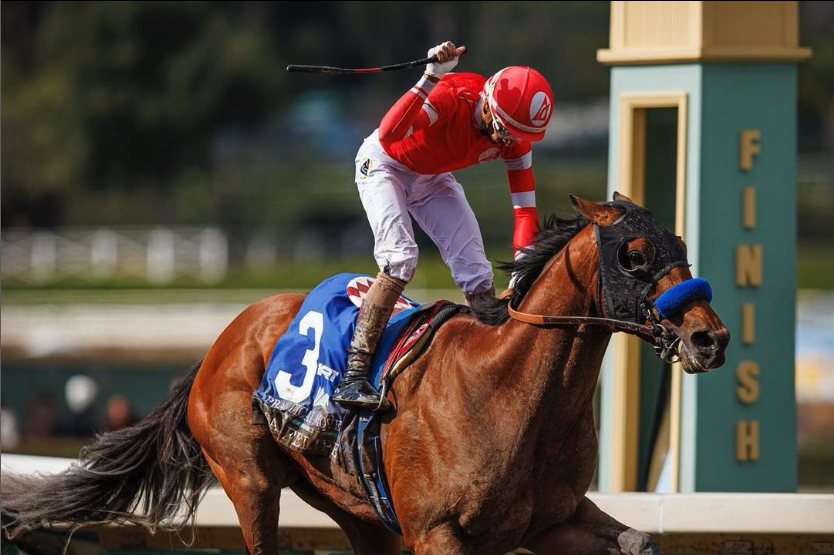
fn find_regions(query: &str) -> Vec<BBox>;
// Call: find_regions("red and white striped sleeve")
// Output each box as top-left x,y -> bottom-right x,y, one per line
504,142 -> 539,256
378,76 -> 440,143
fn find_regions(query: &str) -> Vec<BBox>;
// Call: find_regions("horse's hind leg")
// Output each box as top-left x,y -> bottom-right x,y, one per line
198,407 -> 296,555
290,477 -> 402,555
190,368 -> 298,554
188,294 -> 305,554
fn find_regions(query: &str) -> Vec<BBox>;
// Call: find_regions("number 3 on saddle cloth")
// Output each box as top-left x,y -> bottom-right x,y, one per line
252,273 -> 461,535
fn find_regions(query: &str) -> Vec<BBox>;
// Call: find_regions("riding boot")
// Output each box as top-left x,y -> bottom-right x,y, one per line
333,272 -> 406,411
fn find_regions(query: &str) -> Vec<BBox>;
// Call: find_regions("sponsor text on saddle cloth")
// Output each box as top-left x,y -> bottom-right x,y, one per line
253,273 -> 420,458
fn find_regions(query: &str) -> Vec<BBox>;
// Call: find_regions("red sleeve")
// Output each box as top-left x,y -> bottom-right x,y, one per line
504,142 -> 539,254
379,76 -> 437,143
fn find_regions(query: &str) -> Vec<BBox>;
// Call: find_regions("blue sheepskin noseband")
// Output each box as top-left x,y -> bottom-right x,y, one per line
654,278 -> 713,319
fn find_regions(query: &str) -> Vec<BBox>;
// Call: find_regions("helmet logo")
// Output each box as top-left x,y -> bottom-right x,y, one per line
529,91 -> 552,126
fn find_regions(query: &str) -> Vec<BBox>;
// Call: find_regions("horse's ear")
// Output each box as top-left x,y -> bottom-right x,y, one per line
613,191 -> 635,204
569,195 -> 623,226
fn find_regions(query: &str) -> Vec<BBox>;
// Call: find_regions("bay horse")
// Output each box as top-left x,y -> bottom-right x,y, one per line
2,194 -> 729,555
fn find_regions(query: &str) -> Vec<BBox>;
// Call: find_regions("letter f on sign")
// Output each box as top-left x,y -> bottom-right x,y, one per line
740,130 -> 761,171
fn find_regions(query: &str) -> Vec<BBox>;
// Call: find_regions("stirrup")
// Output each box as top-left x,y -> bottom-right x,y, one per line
333,377 -> 392,412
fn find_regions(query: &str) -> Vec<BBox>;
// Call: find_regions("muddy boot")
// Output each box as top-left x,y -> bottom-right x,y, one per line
333,272 -> 406,411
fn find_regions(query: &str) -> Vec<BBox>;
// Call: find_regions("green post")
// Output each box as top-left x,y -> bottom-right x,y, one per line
596,1 -> 809,492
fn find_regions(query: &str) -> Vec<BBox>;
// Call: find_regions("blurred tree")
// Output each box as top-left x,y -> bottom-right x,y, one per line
1,1 -> 830,233
2,2 -> 83,227
798,1 -> 834,152
2,1 -> 283,226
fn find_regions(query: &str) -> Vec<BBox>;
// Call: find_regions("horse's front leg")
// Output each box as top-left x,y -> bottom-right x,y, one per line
523,496 -> 660,555
408,521 -> 469,555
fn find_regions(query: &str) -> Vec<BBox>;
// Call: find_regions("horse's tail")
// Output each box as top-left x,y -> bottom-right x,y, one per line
1,360 -> 216,538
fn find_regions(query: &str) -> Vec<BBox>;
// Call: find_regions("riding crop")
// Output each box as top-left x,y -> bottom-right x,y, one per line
287,49 -> 467,75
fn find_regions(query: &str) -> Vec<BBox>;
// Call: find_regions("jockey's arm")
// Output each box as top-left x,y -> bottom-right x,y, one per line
505,143 -> 539,257
378,75 -> 438,143
379,41 -> 461,143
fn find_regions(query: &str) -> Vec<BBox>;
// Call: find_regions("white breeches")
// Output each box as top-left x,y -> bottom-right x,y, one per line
355,131 -> 494,295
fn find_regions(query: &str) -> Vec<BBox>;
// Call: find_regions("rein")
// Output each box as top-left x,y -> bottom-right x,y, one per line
506,299 -> 681,363
506,303 -> 654,341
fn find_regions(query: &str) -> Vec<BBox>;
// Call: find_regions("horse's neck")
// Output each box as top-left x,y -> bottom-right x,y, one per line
495,226 -> 611,435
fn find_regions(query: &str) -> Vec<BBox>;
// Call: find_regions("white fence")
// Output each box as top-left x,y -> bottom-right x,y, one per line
1,227 -> 228,284
3,455 -> 833,555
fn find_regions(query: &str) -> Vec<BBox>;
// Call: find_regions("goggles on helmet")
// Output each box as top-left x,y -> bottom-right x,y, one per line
481,97 -> 521,145
491,115 -> 522,143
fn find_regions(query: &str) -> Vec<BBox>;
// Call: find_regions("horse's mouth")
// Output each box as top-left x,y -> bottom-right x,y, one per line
678,336 -> 728,374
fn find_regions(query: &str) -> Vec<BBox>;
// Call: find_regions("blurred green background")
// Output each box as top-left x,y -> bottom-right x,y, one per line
2,1 -> 832,292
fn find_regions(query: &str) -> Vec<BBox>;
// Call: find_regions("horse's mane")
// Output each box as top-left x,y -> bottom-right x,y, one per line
468,213 -> 590,326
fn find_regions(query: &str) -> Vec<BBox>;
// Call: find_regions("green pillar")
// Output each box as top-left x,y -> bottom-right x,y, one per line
596,1 -> 810,493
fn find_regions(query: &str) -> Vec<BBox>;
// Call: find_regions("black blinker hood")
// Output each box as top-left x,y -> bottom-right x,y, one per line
594,201 -> 689,322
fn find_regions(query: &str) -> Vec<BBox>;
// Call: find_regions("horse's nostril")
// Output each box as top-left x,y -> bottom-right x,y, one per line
691,331 -> 716,351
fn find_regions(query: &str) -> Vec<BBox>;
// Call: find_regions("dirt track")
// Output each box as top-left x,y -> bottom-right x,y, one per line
1,303 -> 244,362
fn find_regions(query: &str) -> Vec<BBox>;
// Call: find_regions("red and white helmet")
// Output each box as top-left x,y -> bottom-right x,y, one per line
484,66 -> 553,142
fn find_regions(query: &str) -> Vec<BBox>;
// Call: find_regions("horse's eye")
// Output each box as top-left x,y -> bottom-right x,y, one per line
629,251 -> 646,267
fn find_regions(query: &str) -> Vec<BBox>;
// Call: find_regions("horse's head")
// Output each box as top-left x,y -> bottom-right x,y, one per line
571,193 -> 729,374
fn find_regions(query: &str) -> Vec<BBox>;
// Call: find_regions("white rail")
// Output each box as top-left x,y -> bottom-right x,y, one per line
1,227 -> 228,284
3,455 -> 832,535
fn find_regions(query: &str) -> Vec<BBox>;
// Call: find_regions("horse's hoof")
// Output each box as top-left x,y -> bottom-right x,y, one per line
618,528 -> 661,555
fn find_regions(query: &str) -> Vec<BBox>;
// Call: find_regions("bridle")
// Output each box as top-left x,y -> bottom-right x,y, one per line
506,276 -> 682,364
506,202 -> 713,364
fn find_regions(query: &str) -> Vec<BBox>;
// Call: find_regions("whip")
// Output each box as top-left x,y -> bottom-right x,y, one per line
287,48 -> 466,75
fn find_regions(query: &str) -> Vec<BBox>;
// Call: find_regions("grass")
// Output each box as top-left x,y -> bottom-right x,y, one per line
0,253 -> 476,305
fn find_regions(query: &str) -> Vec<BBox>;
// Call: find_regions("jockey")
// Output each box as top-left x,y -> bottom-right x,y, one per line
333,41 -> 554,411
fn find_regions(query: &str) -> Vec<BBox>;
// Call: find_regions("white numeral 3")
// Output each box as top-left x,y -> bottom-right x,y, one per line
275,310 -> 324,403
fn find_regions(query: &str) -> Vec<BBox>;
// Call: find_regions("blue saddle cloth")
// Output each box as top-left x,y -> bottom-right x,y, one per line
252,273 -> 420,458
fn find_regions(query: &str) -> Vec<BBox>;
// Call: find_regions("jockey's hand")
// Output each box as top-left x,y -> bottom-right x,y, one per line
425,41 -> 466,80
